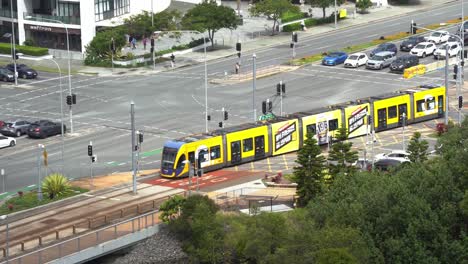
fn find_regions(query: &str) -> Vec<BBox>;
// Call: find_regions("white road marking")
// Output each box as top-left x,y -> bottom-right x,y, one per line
118,163 -> 126,166
28,184 -> 36,188
83,194 -> 94,197
0,192 -> 7,196
110,198 -> 120,201
98,196 -> 107,199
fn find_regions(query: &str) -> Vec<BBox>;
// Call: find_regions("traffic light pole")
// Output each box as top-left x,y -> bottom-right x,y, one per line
252,53 -> 257,121
37,144 -> 44,201
131,102 -> 137,195
280,81 -> 283,116
10,0 -> 17,86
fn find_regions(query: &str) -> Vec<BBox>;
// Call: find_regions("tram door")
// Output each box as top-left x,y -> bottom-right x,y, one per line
377,108 -> 387,129
231,141 -> 242,164
438,95 -> 444,117
254,135 -> 265,159
398,104 -> 407,126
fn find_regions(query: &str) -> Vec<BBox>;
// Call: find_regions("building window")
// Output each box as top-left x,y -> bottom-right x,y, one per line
388,106 -> 397,119
243,138 -> 253,152
95,0 -> 129,21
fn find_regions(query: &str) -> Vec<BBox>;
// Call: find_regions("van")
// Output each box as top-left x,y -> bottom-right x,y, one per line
366,51 -> 396,70
389,55 -> 419,73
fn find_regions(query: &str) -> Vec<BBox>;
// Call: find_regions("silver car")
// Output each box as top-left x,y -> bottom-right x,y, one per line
365,51 -> 396,70
0,120 -> 31,137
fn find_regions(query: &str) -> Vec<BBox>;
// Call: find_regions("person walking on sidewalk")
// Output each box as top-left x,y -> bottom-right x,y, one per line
170,53 -> 175,68
131,37 -> 137,50
235,62 -> 240,74
142,36 -> 148,50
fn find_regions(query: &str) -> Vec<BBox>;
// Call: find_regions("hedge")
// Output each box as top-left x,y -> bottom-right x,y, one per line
282,14 -> 344,32
281,10 -> 306,24
0,43 -> 49,56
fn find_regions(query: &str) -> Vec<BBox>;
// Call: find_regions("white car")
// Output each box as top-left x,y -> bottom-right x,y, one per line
344,52 -> 368,68
410,42 -> 437,57
374,150 -> 410,163
426,31 -> 450,44
433,42 -> 461,59
0,135 -> 16,148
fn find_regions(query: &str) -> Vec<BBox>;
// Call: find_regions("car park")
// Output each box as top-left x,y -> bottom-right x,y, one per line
375,150 -> 410,163
410,42 -> 436,57
0,68 -> 15,82
344,52 -> 368,68
389,55 -> 419,73
433,42 -> 461,59
322,52 -> 348,66
27,120 -> 66,139
426,30 -> 450,44
373,158 -> 409,171
0,135 -> 16,148
0,120 -> 31,137
399,36 -> 426,51
365,51 -> 396,70
370,43 -> 397,57
6,64 -> 38,79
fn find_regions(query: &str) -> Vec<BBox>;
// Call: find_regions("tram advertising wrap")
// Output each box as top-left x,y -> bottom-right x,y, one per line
346,103 -> 370,138
271,119 -> 299,156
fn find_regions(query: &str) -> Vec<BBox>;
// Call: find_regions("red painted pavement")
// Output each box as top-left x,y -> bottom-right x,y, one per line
144,170 -> 266,190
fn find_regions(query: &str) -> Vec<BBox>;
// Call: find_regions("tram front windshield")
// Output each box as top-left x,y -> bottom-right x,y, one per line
161,147 -> 177,170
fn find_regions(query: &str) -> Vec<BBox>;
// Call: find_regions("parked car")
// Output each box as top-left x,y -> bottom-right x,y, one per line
0,120 -> 31,137
352,158 -> 372,171
344,52 -> 368,68
0,121 -> 5,129
400,36 -> 426,51
389,55 -> 419,73
426,30 -> 450,44
375,150 -> 410,163
366,51 -> 396,70
322,52 -> 348,66
27,120 -> 66,139
0,68 -> 15,82
433,42 -> 461,59
0,135 -> 16,148
370,43 -> 397,57
6,64 -> 38,79
410,42 -> 437,57
374,158 -> 409,171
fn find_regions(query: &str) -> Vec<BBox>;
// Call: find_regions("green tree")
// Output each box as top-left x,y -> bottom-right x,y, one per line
406,132 -> 429,163
182,0 -> 238,47
307,0 -> 344,18
159,195 -> 186,223
315,248 -> 358,264
327,126 -> 358,179
355,0 -> 373,13
42,173 -> 71,199
84,27 -> 126,65
249,0 -> 300,35
123,10 -> 181,37
291,133 -> 326,207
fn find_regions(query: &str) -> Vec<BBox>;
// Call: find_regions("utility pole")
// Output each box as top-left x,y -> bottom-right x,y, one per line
444,44 -> 449,125
252,53 -> 257,121
131,102 -> 137,195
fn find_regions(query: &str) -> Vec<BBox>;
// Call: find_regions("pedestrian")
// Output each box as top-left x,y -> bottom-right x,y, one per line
300,20 -> 306,31
131,37 -> 137,50
235,62 -> 240,74
170,53 -> 175,68
127,34 -> 132,48
142,36 -> 147,50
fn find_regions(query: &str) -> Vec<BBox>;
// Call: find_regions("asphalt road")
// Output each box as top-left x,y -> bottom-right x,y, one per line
0,1 -> 466,193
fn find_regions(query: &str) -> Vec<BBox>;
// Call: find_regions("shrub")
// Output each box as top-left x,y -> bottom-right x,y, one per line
7,204 -> 13,211
18,191 -> 23,197
42,173 -> 71,199
0,43 -> 48,56
23,39 -> 35,46
281,10 -> 305,23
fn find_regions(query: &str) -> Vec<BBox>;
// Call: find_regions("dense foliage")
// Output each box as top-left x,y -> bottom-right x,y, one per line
355,0 -> 373,13
0,43 -> 48,56
327,126 -> 358,179
307,0 -> 345,18
160,117 -> 468,263
249,0 -> 300,34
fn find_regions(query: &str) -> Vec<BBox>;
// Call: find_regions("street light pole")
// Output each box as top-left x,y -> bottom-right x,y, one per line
151,0 -> 154,27
130,101 -> 137,195
10,0 -> 17,86
334,0 -> 338,29
252,53 -> 257,121
203,34 -> 208,133
47,59 -> 65,171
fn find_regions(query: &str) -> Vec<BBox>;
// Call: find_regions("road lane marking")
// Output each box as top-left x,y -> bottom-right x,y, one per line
98,196 -> 107,199
267,157 -> 272,172
28,184 -> 36,188
282,155 -> 289,170
0,192 -> 7,196
83,194 -> 94,197
110,198 -> 120,201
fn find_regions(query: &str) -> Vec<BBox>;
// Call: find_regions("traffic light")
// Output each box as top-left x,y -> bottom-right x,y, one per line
262,101 -> 267,114
411,21 -> 417,34
66,95 -> 72,106
224,110 -> 228,121
464,50 -> 468,59
88,143 -> 93,156
237,52 -> 241,58
292,32 -> 298,43
459,96 -> 463,109
219,121 -> 223,128
276,82 -> 286,95
268,100 -> 273,112
207,115 -> 211,121
290,43 -> 294,48
236,42 -> 241,52
72,93 -> 76,104
91,155 -> 96,163
138,132 -> 144,143
454,65 -> 458,80
367,115 -> 372,124
277,83 -> 281,95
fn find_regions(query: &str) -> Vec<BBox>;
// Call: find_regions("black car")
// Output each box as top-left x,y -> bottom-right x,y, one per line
400,36 -> 426,51
389,55 -> 419,73
374,159 -> 409,171
6,64 -> 38,79
0,68 -> 15,82
27,120 -> 66,139
370,43 -> 398,57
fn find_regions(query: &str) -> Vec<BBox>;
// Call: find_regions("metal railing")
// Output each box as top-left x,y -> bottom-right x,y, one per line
0,210 -> 160,264
23,12 -> 80,25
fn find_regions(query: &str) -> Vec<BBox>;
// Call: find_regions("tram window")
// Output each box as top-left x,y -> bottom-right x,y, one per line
198,149 -> 208,162
328,119 -> 339,131
306,124 -> 316,135
427,97 -> 435,110
388,106 -> 397,118
188,152 -> 195,163
416,99 -> 425,112
243,138 -> 253,152
176,154 -> 186,169
210,145 -> 221,159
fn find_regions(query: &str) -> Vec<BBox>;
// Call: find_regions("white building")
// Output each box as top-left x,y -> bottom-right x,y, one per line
0,0 -> 203,53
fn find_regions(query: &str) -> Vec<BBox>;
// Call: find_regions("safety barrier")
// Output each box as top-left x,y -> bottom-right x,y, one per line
403,64 -> 427,79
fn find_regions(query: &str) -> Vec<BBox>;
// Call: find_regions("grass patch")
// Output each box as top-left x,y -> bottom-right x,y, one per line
32,65 -> 80,75
0,186 -> 88,215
